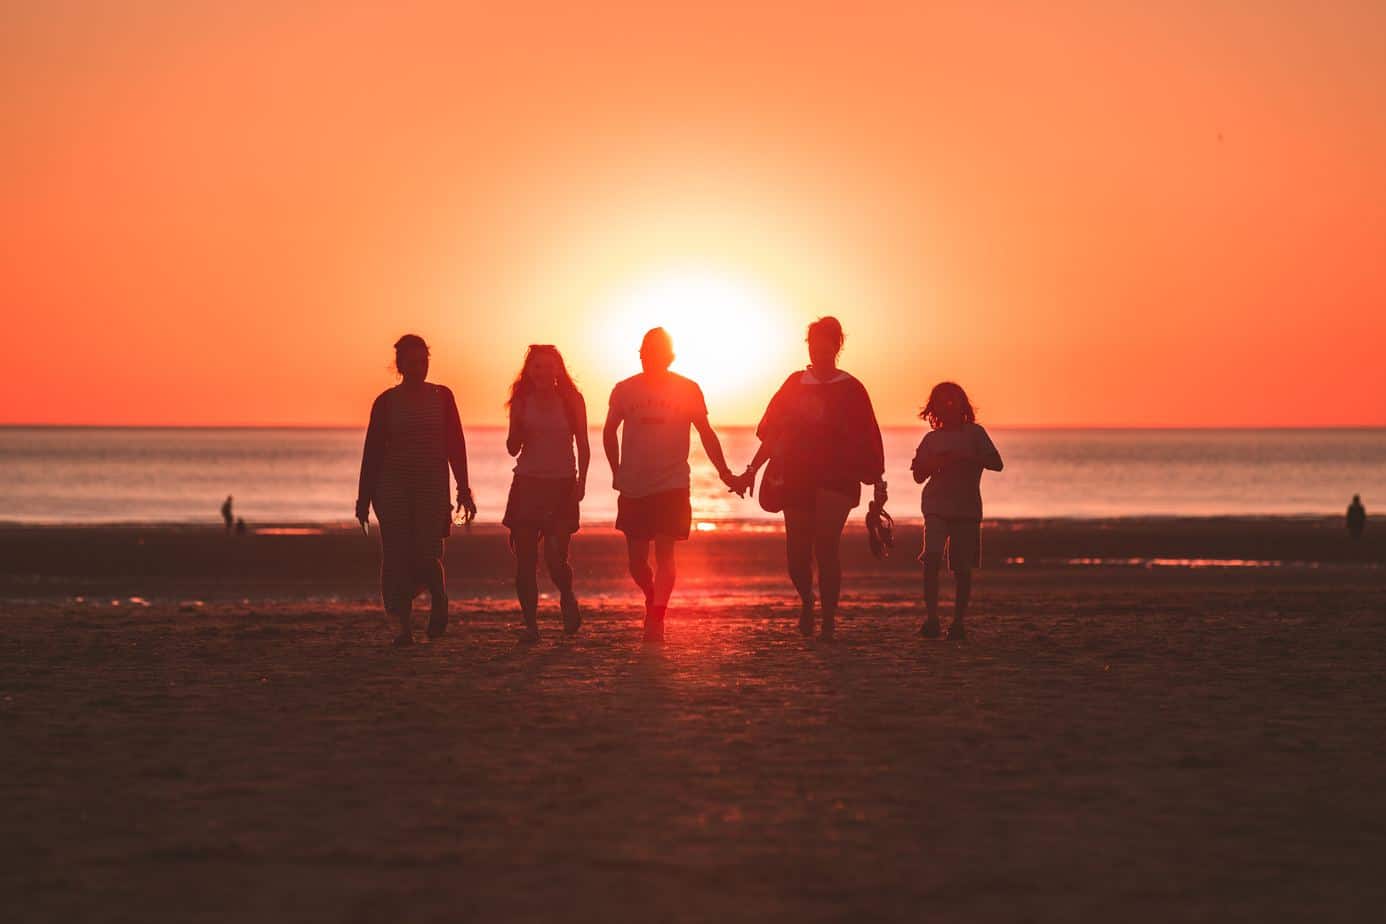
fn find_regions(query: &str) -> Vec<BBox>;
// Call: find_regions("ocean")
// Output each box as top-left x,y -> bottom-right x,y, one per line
0,427 -> 1381,526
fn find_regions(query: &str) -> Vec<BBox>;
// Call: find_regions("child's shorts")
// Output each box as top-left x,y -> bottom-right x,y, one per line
922,516 -> 981,572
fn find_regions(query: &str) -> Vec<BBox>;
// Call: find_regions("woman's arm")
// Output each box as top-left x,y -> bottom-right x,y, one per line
442,388 -> 475,521
858,382 -> 887,504
506,406 -> 524,457
573,395 -> 591,499
356,394 -> 388,522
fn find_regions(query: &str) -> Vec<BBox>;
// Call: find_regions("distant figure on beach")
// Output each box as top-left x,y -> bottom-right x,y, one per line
234,517 -> 247,535
1347,494 -> 1366,539
911,382 -> 1003,641
356,334 -> 476,646
221,495 -> 233,533
604,327 -> 742,642
504,345 -> 590,641
736,317 -> 886,640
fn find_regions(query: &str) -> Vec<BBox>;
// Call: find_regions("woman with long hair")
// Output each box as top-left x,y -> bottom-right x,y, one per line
356,334 -> 476,646
736,317 -> 886,640
503,344 -> 590,641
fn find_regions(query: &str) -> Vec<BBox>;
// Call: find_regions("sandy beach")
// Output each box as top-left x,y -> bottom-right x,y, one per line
3,519 -> 1385,922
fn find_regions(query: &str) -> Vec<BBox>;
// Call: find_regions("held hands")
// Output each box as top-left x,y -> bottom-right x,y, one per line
719,467 -> 750,499
455,487 -> 477,525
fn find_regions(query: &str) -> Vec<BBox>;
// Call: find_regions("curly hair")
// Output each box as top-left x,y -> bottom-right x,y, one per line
506,344 -> 582,416
919,381 -> 976,430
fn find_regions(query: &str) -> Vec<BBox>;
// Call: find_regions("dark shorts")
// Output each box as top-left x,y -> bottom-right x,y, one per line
922,516 -> 981,572
502,475 -> 580,535
616,488 -> 692,541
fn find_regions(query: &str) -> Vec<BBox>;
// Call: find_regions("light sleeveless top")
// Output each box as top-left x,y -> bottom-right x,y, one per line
513,394 -> 576,478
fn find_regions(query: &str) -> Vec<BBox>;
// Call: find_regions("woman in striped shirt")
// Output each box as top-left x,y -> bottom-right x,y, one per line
356,334 -> 476,646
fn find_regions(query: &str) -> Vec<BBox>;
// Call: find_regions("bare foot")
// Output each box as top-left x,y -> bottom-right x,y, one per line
561,593 -> 582,635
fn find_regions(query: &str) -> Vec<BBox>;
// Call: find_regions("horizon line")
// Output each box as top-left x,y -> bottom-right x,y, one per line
4,422 -> 1385,432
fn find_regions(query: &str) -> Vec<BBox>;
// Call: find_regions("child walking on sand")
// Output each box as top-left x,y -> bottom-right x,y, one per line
910,382 -> 1003,640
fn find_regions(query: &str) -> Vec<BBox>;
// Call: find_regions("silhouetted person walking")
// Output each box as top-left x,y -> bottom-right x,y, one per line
604,327 -> 741,642
221,495 -> 233,533
1348,494 -> 1366,540
503,345 -> 590,641
736,317 -> 886,640
911,382 -> 1003,641
356,334 -> 476,646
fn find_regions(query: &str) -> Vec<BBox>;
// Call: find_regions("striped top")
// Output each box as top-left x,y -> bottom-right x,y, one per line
356,383 -> 469,529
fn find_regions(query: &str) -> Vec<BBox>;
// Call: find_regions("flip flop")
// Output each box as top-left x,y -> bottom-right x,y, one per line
866,501 -> 895,560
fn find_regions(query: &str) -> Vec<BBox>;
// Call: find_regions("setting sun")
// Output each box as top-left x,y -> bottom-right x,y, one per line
594,268 -> 794,406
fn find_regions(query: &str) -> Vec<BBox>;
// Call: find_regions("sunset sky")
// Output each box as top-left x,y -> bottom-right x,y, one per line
4,1 -> 1384,428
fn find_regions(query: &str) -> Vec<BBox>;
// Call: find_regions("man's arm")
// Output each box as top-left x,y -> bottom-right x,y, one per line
602,405 -> 622,489
693,415 -> 740,492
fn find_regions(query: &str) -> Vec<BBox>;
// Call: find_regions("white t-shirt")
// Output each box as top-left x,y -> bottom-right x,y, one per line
608,372 -> 707,498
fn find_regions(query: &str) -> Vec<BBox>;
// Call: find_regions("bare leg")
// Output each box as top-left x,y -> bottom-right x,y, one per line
952,569 -> 972,637
422,552 -> 448,639
512,528 -> 541,639
653,538 -> 677,608
379,522 -> 414,645
544,532 -> 575,595
921,562 -> 942,637
783,509 -> 816,634
626,537 -> 654,605
813,495 -> 851,639
545,532 -> 581,634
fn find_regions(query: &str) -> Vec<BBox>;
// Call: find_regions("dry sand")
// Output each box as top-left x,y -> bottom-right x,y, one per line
2,521 -> 1384,922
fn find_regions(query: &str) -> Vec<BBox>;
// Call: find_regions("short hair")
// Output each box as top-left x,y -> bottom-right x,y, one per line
806,316 -> 845,356
639,327 -> 674,368
393,334 -> 429,355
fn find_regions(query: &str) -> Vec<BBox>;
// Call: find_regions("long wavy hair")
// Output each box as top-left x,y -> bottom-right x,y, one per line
507,344 -> 582,426
919,381 -> 976,430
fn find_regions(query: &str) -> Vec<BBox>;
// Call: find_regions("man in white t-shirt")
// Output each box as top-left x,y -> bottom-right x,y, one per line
603,327 -> 741,642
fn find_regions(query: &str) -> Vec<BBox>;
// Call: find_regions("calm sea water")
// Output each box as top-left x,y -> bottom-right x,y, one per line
0,427 -> 1381,525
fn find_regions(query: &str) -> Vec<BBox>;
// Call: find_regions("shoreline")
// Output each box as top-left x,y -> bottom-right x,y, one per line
2,517 -> 1379,604
0,512 -> 1360,530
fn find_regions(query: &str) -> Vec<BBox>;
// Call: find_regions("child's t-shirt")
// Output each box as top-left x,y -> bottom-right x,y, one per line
912,423 -> 1001,520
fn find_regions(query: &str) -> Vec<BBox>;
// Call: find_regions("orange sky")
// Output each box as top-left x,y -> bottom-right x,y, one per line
4,2 -> 1384,427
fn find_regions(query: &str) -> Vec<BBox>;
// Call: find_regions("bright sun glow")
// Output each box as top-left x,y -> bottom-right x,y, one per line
596,268 -> 792,407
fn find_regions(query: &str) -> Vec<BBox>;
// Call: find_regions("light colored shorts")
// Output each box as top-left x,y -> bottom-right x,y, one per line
922,516 -> 981,572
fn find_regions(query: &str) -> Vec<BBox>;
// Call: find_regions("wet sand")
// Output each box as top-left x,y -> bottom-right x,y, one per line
3,520 -> 1385,921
